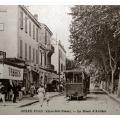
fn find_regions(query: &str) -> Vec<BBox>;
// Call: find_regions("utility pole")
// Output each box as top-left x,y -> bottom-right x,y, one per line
58,45 -> 61,92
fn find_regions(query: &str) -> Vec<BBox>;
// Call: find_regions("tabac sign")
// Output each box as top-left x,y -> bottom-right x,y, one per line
0,64 -> 23,80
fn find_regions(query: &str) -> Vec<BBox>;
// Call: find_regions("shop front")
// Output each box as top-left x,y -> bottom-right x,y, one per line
0,63 -> 23,100
46,72 -> 59,92
32,70 -> 39,90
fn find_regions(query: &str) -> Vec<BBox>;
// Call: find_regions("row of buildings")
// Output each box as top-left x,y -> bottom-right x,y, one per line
0,5 -> 66,92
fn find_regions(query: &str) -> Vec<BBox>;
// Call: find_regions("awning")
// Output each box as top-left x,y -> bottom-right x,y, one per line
0,63 -> 23,80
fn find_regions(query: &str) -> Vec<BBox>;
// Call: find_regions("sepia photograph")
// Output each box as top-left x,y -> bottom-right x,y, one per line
0,2 -> 120,115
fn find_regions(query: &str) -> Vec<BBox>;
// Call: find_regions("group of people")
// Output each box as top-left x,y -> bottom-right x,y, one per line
0,81 -> 49,107
0,81 -> 25,106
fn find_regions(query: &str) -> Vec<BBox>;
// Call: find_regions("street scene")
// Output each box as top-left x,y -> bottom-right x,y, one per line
1,86 -> 120,115
0,5 -> 120,115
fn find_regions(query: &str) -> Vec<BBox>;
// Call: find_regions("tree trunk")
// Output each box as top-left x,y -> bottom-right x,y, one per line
111,70 -> 114,93
100,51 -> 108,73
117,72 -> 120,97
107,42 -> 116,93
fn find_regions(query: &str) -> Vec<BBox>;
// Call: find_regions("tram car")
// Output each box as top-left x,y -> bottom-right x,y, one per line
64,69 -> 90,100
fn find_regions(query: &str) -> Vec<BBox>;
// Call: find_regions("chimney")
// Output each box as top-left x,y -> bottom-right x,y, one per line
34,14 -> 38,20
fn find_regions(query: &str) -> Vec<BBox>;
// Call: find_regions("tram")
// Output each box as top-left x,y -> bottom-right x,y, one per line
64,69 -> 90,100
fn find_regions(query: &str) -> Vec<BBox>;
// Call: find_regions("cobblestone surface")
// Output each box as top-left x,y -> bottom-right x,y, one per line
1,90 -> 120,115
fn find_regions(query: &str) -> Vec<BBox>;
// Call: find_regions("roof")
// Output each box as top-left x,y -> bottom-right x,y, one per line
40,23 -> 53,36
19,5 -> 41,28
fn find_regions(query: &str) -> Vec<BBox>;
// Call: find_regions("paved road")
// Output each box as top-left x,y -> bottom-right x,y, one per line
2,92 -> 119,115
0,92 -> 120,115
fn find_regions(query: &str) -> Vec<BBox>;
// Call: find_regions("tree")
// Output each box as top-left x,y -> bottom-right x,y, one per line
66,58 -> 77,70
69,5 -> 120,93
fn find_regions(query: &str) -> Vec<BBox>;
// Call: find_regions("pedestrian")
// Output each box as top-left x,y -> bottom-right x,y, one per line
0,82 -> 6,106
37,85 -> 45,107
7,84 -> 13,101
17,83 -> 23,101
30,83 -> 35,97
9,88 -> 14,101
12,82 -> 18,103
21,86 -> 26,95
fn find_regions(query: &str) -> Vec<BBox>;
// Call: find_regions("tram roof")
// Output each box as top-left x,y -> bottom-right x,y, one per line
64,69 -> 83,73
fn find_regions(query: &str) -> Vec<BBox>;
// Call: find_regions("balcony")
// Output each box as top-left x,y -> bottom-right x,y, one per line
45,64 -> 54,71
46,44 -> 54,56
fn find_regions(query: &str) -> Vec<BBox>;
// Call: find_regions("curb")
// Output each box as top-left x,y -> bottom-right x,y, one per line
19,92 -> 63,108
89,88 -> 107,94
90,91 -> 106,94
102,89 -> 120,104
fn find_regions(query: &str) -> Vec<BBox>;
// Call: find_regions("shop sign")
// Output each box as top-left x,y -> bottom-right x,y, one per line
0,64 -> 23,80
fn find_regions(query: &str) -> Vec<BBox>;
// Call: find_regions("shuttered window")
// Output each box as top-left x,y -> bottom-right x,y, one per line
29,45 -> 31,61
20,40 -> 23,58
33,48 -> 35,63
20,11 -> 23,29
36,28 -> 38,42
29,21 -> 31,36
25,43 -> 27,60
25,17 -> 28,33
33,24 -> 35,39
36,50 -> 38,64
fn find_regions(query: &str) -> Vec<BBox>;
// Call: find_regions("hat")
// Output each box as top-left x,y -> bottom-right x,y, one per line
40,84 -> 44,87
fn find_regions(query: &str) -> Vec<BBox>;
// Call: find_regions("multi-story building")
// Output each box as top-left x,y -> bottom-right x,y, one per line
39,23 -> 55,87
0,5 -> 55,92
51,40 -> 66,82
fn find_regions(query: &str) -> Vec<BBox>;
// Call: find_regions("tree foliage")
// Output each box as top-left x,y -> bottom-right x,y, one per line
69,5 -> 120,92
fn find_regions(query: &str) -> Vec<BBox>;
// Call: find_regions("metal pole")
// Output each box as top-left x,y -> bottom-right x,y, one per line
58,46 -> 61,92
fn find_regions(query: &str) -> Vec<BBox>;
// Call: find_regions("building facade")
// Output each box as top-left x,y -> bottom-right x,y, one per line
0,5 -> 55,92
39,23 -> 56,87
51,40 -> 66,82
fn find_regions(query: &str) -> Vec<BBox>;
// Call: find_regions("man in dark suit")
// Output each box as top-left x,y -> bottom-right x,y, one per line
12,82 -> 18,103
0,82 -> 6,106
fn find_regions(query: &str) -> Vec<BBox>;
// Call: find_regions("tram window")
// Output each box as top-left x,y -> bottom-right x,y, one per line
66,77 -> 70,83
78,73 -> 82,83
66,77 -> 73,83
74,74 -> 78,83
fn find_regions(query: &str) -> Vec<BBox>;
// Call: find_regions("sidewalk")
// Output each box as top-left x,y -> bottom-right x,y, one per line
90,88 -> 105,94
102,89 -> 120,104
0,92 -> 62,108
19,92 -> 63,107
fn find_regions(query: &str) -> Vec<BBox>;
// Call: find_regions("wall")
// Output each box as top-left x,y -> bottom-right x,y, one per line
51,41 -> 66,73
59,44 -> 66,72
18,6 -> 39,65
0,5 -> 18,58
51,42 -> 58,72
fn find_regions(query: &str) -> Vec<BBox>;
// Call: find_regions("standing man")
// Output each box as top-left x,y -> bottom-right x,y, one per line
17,83 -> 23,101
30,83 -> 35,97
0,82 -> 6,106
37,85 -> 45,107
12,82 -> 18,103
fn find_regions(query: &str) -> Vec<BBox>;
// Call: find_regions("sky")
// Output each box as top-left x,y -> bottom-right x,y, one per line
29,5 -> 74,59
